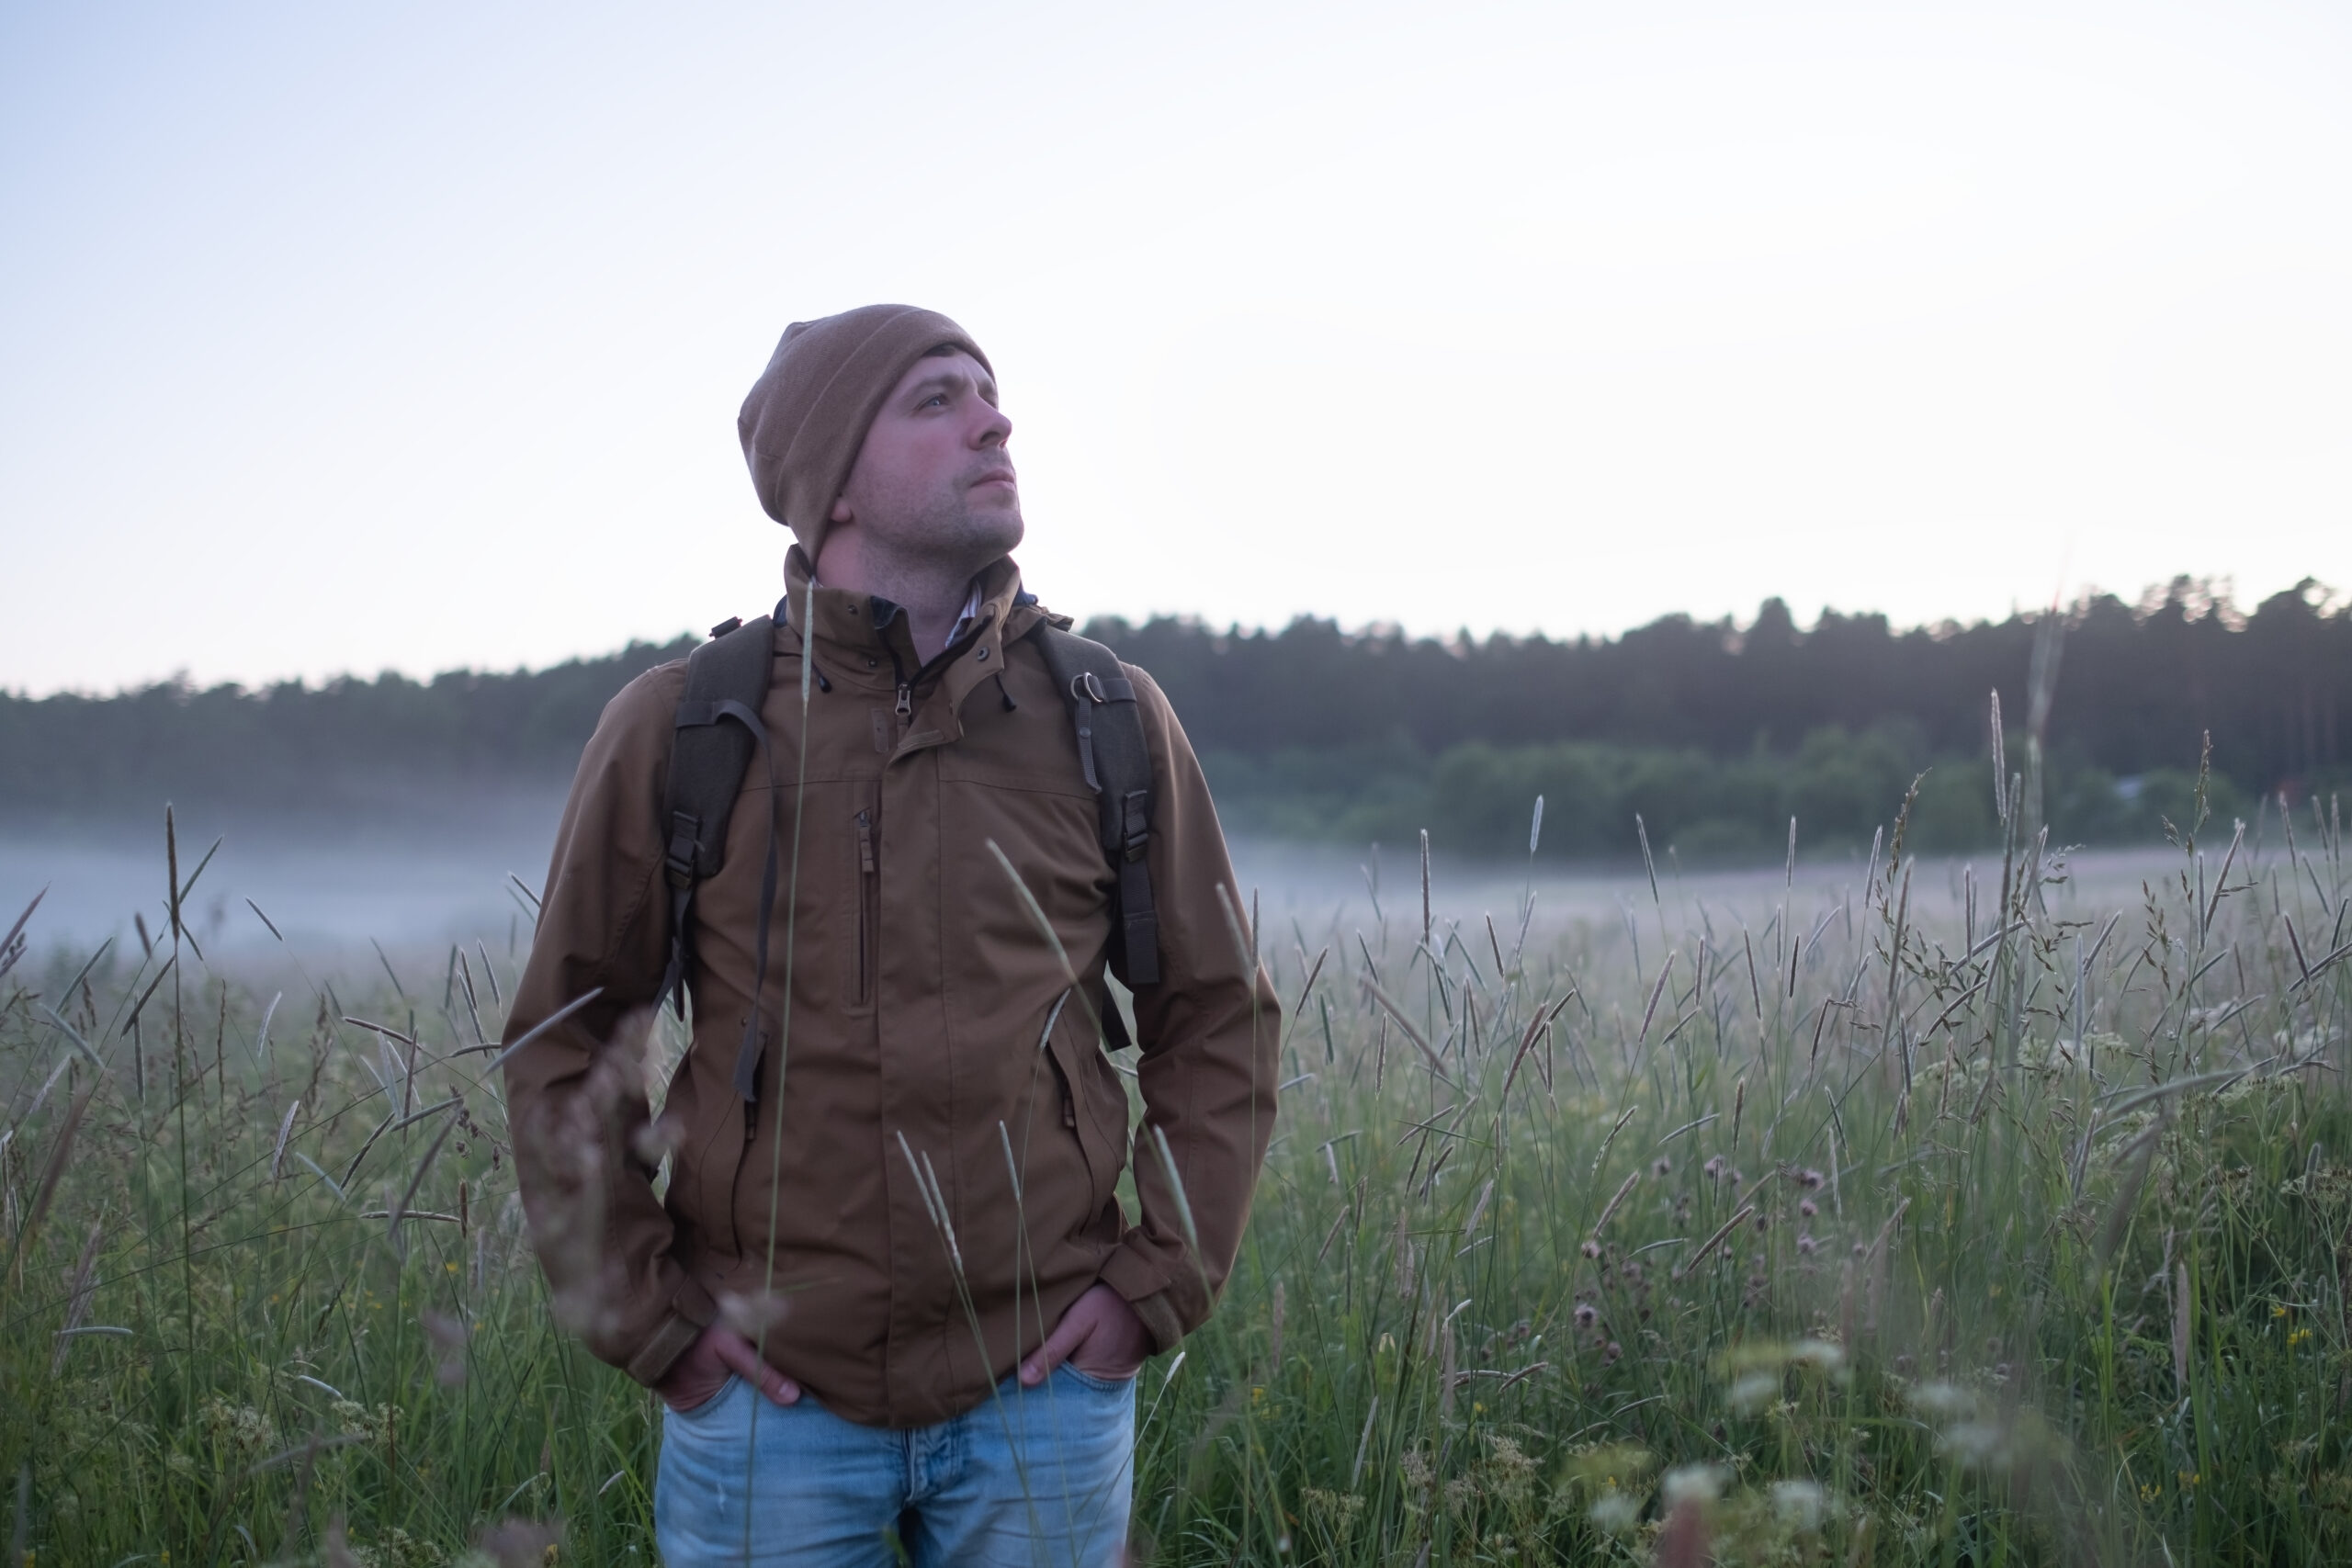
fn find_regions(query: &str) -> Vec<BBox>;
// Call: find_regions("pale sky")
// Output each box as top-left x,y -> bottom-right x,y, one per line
4,1 -> 2347,695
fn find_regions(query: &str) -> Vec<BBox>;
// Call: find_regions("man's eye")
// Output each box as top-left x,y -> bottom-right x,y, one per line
922,393 -> 948,409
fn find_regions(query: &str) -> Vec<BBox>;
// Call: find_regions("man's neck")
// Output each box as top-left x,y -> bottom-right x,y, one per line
812,532 -> 987,664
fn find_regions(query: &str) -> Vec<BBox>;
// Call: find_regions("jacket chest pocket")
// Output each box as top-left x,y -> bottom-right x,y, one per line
845,789 -> 880,1013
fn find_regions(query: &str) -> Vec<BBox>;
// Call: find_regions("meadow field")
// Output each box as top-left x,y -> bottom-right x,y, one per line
3,772 -> 2349,1566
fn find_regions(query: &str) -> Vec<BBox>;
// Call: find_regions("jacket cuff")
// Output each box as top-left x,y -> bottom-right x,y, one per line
623,1274 -> 718,1388
1099,1243 -> 1191,1354
1124,1289 -> 1186,1357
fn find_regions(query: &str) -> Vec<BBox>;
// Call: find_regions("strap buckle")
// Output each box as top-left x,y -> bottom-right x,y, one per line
664,810 -> 702,888
1070,671 -> 1107,704
1120,789 -> 1150,861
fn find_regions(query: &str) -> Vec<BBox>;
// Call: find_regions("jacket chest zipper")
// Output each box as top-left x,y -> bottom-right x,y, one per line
854,808 -> 877,1005
882,641 -> 913,730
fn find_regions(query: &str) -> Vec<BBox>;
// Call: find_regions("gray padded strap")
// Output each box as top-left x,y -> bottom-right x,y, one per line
1028,625 -> 1162,987
665,620 -> 775,884
658,618 -> 781,1098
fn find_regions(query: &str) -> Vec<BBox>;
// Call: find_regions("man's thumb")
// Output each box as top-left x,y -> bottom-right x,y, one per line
714,1329 -> 798,1402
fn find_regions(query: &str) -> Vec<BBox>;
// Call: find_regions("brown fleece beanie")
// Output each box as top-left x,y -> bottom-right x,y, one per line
737,304 -> 993,560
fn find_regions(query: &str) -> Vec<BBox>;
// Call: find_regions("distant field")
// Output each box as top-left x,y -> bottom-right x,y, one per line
3,784 -> 2349,1564
0,807 -> 2216,963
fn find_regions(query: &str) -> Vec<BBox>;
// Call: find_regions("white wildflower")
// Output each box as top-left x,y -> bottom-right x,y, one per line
1770,1479 -> 1826,1530
1588,1489 -> 1642,1534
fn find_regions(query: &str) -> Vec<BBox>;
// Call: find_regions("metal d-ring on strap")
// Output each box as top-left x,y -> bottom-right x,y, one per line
1069,671 -> 1109,791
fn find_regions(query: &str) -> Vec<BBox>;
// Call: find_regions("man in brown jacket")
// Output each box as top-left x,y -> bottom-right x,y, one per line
501,304 -> 1279,1566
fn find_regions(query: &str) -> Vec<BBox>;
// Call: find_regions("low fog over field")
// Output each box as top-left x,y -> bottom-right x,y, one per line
3,802 -> 2193,976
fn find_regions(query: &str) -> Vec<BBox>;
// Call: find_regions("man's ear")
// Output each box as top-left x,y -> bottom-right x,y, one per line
829,493 -> 854,524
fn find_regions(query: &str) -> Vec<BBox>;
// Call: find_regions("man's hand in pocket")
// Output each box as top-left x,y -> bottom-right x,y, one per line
657,1322 -> 801,1413
1018,1283 -> 1150,1385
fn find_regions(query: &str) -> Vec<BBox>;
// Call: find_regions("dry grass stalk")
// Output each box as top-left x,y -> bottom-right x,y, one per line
49,1216 -> 104,1375
467,985 -> 606,1068
1419,829 -> 1431,948
9,1078 -> 94,1284
1213,881 -> 1256,978
1462,1179 -> 1495,1240
119,953 -> 177,1037
1350,1394 -> 1379,1488
1592,1169 -> 1641,1239
1360,978 -> 1457,1089
2172,1263 -> 2192,1396
1679,1204 -> 1755,1280
0,888 -> 44,983
1269,1280 -> 1284,1373
270,1099 -> 300,1182
391,1095 -> 462,1134
1589,1102 -> 1639,1178
1291,946 -> 1329,1021
1502,993 -> 1575,1101
1317,1202 -> 1351,1263
388,1114 -> 458,1254
1743,930 -> 1764,1021
341,1110 -> 396,1189
1637,954 -> 1676,1045
340,1014 -> 416,1047
456,950 -> 487,1045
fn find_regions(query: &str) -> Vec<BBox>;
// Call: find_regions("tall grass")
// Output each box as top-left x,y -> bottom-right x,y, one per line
3,768 -> 2348,1564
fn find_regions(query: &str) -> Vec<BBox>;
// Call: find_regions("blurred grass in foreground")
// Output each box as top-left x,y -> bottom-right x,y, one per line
4,771 -> 2349,1565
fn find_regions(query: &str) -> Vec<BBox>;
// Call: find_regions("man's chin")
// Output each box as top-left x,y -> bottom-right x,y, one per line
906,497 -> 1023,563
971,509 -> 1024,558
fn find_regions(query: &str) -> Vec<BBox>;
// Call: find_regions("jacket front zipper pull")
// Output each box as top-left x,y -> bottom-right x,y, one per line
895,682 -> 912,720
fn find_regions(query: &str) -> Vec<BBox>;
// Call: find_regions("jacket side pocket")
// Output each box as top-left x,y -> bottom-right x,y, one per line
1044,995 -> 1126,1218
678,1042 -> 751,1259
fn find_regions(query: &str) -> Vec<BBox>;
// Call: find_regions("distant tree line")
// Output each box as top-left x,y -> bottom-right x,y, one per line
0,637 -> 695,829
2,578 -> 2342,858
1090,577 -> 2346,789
1083,576 -> 2349,859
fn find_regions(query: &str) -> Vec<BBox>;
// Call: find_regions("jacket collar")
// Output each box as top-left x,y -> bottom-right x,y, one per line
778,547 -> 1050,746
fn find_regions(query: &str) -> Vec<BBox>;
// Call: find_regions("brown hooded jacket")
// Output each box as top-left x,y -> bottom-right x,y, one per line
500,549 -> 1280,1427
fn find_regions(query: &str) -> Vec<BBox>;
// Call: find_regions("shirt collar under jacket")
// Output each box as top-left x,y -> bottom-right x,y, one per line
808,574 -> 984,645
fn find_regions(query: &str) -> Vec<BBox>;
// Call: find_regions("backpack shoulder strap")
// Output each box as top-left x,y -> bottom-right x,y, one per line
658,614 -> 776,1028
1027,624 -> 1162,987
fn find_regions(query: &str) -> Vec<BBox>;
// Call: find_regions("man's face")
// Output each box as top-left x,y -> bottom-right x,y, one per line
829,348 -> 1022,569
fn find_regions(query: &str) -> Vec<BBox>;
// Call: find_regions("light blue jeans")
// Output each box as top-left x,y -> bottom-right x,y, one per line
652,1363 -> 1136,1567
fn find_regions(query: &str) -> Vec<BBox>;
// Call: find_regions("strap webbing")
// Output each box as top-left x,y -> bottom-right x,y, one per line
1029,626 -> 1162,987
657,617 -> 782,1100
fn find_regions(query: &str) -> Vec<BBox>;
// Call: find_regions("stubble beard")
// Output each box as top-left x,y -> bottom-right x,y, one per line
869,467 -> 1025,581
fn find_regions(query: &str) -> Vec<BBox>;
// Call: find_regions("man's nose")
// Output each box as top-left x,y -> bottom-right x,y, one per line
972,403 -> 1012,448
